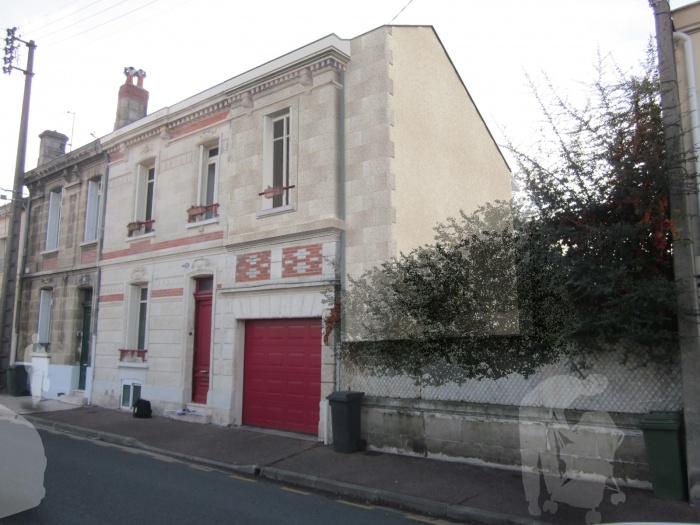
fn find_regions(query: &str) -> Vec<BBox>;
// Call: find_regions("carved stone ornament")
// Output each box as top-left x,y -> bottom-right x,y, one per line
40,277 -> 54,286
131,266 -> 147,280
241,91 -> 253,110
159,126 -> 171,141
199,129 -> 215,140
193,258 -> 210,270
300,67 -> 313,89
28,181 -> 44,198
79,274 -> 92,286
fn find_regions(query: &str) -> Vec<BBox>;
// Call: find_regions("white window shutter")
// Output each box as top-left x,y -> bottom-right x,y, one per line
84,180 -> 100,242
38,289 -> 52,344
46,191 -> 62,250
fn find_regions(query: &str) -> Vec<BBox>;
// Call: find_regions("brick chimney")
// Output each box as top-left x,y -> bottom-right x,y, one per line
37,130 -> 69,166
114,67 -> 149,130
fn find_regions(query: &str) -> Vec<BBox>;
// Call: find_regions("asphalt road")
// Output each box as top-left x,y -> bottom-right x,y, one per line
1,429 -> 459,525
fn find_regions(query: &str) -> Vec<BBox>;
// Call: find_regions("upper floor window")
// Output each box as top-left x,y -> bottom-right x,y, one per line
126,285 -> 149,350
261,110 -> 293,211
130,163 -> 155,236
190,143 -> 219,222
45,189 -> 62,251
84,178 -> 102,243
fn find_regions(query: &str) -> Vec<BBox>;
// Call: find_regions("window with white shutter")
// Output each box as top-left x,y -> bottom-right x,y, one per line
45,190 -> 62,250
84,179 -> 101,242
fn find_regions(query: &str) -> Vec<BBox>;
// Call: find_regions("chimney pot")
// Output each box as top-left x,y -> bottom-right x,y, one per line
114,67 -> 149,130
37,130 -> 69,166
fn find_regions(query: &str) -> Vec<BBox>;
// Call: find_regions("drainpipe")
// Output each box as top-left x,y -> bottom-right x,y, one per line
674,31 -> 700,214
336,70 -> 346,392
87,149 -> 108,406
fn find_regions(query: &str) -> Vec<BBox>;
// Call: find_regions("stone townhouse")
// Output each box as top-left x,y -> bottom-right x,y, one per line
90,25 -> 511,437
15,131 -> 106,404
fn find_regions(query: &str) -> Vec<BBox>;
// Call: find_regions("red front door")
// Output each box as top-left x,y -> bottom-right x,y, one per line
243,318 -> 321,434
192,278 -> 213,403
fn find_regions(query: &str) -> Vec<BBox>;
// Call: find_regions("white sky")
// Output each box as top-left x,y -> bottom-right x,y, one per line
0,0 -> 695,196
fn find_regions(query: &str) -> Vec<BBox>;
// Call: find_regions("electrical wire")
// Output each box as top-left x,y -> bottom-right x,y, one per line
388,0 -> 414,24
34,0 -> 130,41
43,0 -> 162,48
22,0 -> 106,35
70,0 -> 193,48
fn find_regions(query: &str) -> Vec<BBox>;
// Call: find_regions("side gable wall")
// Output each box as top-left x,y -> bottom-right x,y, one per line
390,26 -> 511,254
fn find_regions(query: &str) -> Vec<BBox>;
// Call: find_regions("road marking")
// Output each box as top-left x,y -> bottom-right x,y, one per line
230,475 -> 257,483
335,499 -> 374,510
405,515 -> 448,525
189,464 -> 214,472
92,440 -> 114,447
66,433 -> 89,441
122,447 -> 143,454
149,454 -> 177,463
280,486 -> 310,495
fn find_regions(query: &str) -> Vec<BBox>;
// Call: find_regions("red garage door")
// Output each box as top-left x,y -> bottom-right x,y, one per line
243,318 -> 322,434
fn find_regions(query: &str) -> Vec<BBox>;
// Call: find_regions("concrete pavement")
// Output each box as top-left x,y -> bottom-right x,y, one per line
2,395 -> 698,525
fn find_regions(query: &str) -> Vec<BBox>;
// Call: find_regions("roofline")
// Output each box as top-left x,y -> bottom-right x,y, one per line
421,25 -> 512,172
102,33 -> 350,144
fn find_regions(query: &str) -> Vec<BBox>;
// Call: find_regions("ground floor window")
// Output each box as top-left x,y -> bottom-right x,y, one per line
121,381 -> 142,410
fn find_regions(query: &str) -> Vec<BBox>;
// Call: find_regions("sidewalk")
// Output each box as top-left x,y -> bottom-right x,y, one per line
3,396 -> 698,525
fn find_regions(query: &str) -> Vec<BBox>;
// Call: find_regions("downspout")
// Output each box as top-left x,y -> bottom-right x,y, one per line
324,70 -> 346,445
87,149 -> 109,406
337,70 -> 346,391
674,31 -> 700,213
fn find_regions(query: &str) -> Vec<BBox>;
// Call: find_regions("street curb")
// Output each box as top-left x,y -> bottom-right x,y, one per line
260,467 -> 544,525
260,467 -> 545,525
25,416 -> 260,477
28,416 -> 546,525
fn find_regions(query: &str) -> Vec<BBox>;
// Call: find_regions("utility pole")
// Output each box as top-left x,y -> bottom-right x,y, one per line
0,28 -> 36,392
650,0 -> 700,505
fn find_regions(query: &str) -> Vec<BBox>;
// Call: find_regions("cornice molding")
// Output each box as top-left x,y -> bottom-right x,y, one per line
25,142 -> 103,182
106,50 -> 349,152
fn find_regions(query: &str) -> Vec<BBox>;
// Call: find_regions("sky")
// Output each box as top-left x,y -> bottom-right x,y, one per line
0,0 -> 695,197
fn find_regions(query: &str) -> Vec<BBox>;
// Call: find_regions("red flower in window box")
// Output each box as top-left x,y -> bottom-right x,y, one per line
187,205 -> 207,216
258,185 -> 295,199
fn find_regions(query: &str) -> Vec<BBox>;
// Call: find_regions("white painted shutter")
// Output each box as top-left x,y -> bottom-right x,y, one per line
84,179 -> 100,242
37,289 -> 52,344
45,191 -> 62,250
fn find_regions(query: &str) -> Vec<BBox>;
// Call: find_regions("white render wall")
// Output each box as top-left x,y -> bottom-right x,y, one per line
390,26 -> 512,254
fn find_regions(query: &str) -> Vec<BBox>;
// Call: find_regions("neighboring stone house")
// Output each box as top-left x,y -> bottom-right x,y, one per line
17,131 -> 106,404
89,25 -> 512,434
0,204 -> 10,306
662,1 -> 700,504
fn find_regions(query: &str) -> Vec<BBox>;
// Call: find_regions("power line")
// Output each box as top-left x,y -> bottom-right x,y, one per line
35,0 -> 130,41
43,0 -> 161,48
70,0 -> 193,49
388,0 -> 414,24
23,0 -> 105,34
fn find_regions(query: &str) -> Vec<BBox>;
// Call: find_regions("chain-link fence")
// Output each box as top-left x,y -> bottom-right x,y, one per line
341,351 -> 682,413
